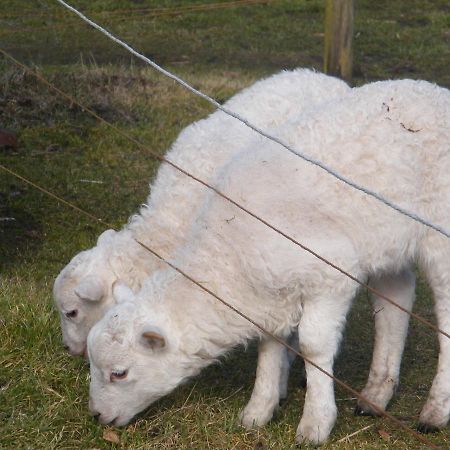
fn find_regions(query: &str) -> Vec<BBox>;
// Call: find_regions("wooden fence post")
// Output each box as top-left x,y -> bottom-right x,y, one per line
324,0 -> 354,83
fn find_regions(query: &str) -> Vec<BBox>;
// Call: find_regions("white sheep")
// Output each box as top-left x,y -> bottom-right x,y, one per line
54,68 -> 416,422
53,68 -> 350,358
87,78 -> 450,445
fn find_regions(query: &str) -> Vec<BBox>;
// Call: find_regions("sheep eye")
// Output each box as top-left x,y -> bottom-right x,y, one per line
110,369 -> 128,382
65,309 -> 78,319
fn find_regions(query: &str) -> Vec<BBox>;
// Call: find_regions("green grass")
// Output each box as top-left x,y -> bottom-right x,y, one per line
1,0 -> 450,448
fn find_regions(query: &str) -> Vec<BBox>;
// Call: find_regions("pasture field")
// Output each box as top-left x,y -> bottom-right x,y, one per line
1,0 -> 449,448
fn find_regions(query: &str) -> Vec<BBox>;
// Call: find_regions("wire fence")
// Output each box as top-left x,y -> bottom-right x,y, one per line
1,1 -> 448,446
0,48 -> 445,448
0,0 -> 272,20
0,0 -> 272,36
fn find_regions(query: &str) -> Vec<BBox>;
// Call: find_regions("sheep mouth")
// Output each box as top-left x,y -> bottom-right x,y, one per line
94,412 -> 120,426
64,344 -> 87,357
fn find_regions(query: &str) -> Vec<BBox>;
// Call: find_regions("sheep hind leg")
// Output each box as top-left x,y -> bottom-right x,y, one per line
239,337 -> 290,428
418,250 -> 450,433
355,268 -> 416,416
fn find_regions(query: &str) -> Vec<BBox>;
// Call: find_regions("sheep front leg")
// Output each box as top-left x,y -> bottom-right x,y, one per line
239,337 -> 290,428
296,289 -> 355,445
356,268 -> 415,415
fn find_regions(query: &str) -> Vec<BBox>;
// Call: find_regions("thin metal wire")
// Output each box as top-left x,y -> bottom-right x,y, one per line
0,0 -> 271,36
0,53 -> 444,449
54,0 -> 450,240
1,47 -> 448,344
0,0 -> 270,20
0,163 -> 109,227
97,0 -> 271,20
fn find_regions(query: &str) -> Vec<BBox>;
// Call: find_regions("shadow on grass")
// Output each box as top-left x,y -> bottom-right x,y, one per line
0,202 -> 43,270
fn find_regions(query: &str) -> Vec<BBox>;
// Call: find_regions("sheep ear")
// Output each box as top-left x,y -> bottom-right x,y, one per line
141,330 -> 166,350
112,280 -> 134,304
97,229 -> 116,247
75,276 -> 105,302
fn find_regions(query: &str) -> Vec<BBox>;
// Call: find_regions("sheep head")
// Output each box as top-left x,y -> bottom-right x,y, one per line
87,277 -> 203,426
53,229 -> 118,356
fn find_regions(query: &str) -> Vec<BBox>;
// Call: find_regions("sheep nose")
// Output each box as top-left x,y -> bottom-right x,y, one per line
64,344 -> 86,357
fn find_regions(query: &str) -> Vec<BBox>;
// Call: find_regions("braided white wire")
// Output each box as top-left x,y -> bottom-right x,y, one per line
56,0 -> 450,239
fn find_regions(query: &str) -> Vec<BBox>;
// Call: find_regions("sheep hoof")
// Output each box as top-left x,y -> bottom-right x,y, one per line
238,406 -> 272,429
417,422 -> 440,434
354,404 -> 378,417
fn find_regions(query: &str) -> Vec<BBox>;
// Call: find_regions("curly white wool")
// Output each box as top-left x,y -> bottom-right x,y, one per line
88,79 -> 450,445
53,68 -> 350,355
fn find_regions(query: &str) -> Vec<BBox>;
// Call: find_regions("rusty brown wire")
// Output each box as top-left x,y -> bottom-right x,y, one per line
136,239 -> 442,449
96,0 -> 272,19
0,0 -> 271,36
0,48 -> 445,448
0,0 -> 271,20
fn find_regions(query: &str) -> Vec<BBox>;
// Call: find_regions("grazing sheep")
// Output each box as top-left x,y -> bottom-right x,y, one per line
53,68 -> 350,357
87,79 -> 450,445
